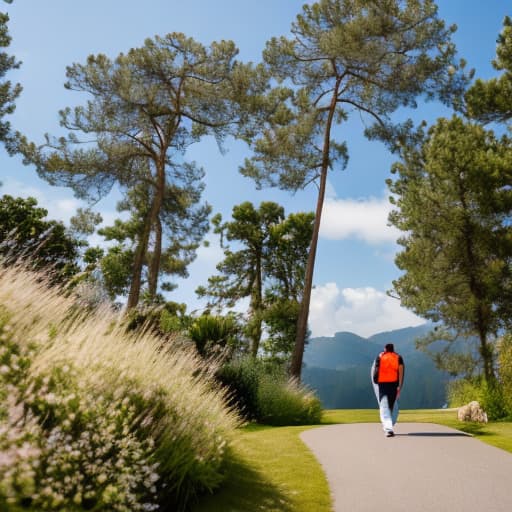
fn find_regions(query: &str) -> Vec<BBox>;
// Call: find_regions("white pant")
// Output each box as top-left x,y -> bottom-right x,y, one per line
371,362 -> 399,432
379,395 -> 399,432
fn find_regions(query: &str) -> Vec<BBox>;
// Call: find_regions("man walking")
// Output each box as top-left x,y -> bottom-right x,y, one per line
372,343 -> 404,437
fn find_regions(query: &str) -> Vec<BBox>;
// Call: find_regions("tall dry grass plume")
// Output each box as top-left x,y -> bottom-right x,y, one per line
0,265 -> 240,511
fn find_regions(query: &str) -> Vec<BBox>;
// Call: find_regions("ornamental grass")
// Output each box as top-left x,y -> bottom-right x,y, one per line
0,266 -> 239,511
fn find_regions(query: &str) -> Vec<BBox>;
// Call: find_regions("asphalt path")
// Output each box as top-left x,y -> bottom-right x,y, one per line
301,422 -> 512,512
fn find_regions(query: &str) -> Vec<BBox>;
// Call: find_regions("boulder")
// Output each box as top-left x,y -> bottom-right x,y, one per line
457,401 -> 488,423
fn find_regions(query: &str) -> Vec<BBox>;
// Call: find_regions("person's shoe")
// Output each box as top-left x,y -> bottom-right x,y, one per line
385,431 -> 394,437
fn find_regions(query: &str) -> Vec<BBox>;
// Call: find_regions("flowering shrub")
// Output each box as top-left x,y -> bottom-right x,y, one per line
0,267 -> 239,511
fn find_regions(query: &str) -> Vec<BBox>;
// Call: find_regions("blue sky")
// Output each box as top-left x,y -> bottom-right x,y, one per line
0,1 -> 508,337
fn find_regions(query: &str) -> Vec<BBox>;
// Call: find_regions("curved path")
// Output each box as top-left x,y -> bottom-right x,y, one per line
301,423 -> 512,512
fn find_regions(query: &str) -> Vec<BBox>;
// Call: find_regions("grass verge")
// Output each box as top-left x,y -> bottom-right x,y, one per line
192,424 -> 331,512
193,409 -> 512,512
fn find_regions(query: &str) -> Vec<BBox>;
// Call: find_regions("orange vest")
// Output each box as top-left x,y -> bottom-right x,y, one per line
377,351 -> 400,383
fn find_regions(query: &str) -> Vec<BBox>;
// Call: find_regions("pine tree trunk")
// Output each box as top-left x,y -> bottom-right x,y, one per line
458,178 -> 495,384
148,215 -> 162,300
127,212 -> 152,310
478,317 -> 495,384
290,79 -> 341,380
250,254 -> 263,358
145,159 -> 165,303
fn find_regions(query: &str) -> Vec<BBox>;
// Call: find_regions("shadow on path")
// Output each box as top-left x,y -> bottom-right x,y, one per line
403,432 -> 470,437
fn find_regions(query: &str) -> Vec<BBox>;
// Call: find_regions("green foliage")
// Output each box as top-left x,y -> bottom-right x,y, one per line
216,358 -> 262,421
262,299 -> 301,360
123,300 -> 190,338
188,314 -> 242,359
198,202 -> 285,357
256,377 -> 322,426
159,305 -> 190,334
0,7 -> 21,146
389,116 -> 512,382
198,203 -> 313,359
99,245 -> 134,299
0,195 -> 80,282
96,180 -> 210,304
459,334 -> 512,420
242,0 -> 467,378
217,357 -> 322,425
480,382 -> 508,421
18,32 -> 264,308
447,378 -> 483,408
448,377 -> 508,421
466,16 -> 512,125
498,334 -> 512,416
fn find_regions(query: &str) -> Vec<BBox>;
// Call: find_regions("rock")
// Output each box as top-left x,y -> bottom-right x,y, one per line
457,401 -> 488,423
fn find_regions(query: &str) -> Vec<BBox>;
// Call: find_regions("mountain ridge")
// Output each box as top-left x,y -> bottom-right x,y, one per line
302,324 -> 449,409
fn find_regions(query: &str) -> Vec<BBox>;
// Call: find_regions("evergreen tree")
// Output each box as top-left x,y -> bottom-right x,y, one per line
388,116 -> 512,383
241,0 -> 467,379
466,16 -> 512,125
0,1 -> 21,147
197,203 -> 313,359
263,212 -> 314,360
0,194 -> 79,281
20,33 -> 263,308
197,201 -> 284,357
98,178 -> 209,302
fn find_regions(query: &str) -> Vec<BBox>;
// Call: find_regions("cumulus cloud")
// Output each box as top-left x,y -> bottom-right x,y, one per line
320,194 -> 400,244
309,282 -> 425,338
1,178 -> 81,223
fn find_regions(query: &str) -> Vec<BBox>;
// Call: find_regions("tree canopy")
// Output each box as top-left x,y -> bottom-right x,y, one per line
388,116 -> 512,382
241,0 -> 467,378
0,4 -> 21,147
197,202 -> 313,360
20,33 -> 266,308
465,15 -> 512,125
0,194 -> 79,281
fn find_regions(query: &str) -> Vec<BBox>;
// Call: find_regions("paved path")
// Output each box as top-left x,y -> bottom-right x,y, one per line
301,423 -> 512,512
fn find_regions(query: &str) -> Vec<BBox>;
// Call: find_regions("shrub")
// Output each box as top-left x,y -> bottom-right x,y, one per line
448,376 -> 508,420
188,314 -> 241,358
447,378 -> 483,407
216,357 -> 263,420
217,357 -> 322,426
480,382 -> 508,421
498,334 -> 512,418
256,376 -> 322,426
0,266 -> 239,511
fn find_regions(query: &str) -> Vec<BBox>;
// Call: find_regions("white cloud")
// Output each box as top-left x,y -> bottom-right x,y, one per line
320,194 -> 400,244
1,179 -> 81,223
309,282 -> 425,338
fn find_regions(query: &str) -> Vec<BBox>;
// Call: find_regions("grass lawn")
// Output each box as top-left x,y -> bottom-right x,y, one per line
192,423 -> 332,512
192,409 -> 512,512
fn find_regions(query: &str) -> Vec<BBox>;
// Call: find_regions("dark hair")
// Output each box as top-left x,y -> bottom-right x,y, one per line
385,343 -> 394,352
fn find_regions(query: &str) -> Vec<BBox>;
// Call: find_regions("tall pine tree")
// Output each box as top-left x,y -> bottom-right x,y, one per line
242,0 -> 467,378
20,33 -> 264,308
389,116 -> 512,383
0,1 -> 21,147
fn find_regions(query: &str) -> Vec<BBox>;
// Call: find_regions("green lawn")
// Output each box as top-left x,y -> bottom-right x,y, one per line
192,423 -> 331,512
192,410 -> 512,512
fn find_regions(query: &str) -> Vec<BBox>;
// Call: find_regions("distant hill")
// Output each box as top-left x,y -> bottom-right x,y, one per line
302,324 -> 450,409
